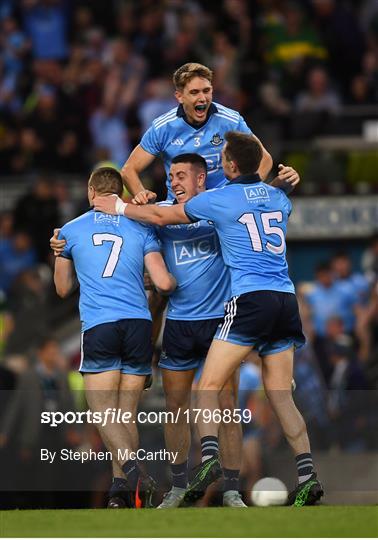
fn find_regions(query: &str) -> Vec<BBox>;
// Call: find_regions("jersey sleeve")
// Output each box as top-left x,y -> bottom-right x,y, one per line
140,125 -> 162,156
280,190 -> 293,217
58,226 -> 73,259
237,114 -> 253,135
143,226 -> 161,255
184,191 -> 214,223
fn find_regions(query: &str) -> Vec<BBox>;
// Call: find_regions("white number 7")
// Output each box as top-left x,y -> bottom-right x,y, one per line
93,233 -> 123,277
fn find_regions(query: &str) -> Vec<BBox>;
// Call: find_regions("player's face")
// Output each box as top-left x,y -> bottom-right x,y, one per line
170,163 -> 205,203
175,76 -> 213,124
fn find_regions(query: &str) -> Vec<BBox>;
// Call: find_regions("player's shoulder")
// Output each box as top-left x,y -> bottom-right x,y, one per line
266,183 -> 292,206
213,102 -> 241,125
151,106 -> 179,130
121,214 -> 155,235
61,210 -> 92,233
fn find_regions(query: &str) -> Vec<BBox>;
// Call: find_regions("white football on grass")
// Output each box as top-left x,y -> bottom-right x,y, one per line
251,477 -> 288,507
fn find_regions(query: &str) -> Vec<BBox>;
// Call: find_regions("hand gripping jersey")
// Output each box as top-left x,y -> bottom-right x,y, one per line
59,210 -> 160,331
140,102 -> 252,199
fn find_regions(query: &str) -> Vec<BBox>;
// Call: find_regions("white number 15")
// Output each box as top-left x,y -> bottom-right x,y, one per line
238,211 -> 285,255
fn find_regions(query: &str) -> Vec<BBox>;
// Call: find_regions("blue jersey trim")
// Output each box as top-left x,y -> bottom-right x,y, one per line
227,173 -> 262,185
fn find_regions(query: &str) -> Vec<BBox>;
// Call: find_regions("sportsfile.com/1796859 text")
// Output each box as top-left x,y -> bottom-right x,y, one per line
40,408 -> 252,428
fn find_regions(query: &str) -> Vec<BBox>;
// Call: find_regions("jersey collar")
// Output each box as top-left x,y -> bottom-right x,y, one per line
177,103 -> 218,128
227,173 -> 262,185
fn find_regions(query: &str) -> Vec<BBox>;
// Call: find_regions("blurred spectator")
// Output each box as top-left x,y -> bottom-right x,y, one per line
295,67 -> 341,115
305,262 -> 357,338
89,91 -> 130,168
22,0 -> 69,60
259,80 -> 291,118
0,335 -> 77,506
104,38 -> 146,108
138,77 -> 176,133
362,234 -> 378,284
4,268 -> 50,355
54,179 -> 77,223
0,110 -> 18,172
331,251 -> 370,306
0,59 -> 22,114
361,50 -> 378,103
133,8 -> 165,77
211,31 -> 239,107
322,316 -> 355,383
215,0 -> 251,50
327,337 -> 368,451
347,74 -> 376,105
311,0 -> 366,90
293,344 -> 332,449
22,84 -> 66,171
71,5 -> 94,45
292,66 -> 341,138
263,1 -> 327,97
1,16 -> 29,77
13,176 -> 61,263
0,229 -> 37,294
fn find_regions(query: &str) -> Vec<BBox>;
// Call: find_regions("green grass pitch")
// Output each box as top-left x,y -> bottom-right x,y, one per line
1,507 -> 377,537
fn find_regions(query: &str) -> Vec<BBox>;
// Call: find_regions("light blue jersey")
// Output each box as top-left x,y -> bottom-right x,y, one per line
185,175 -> 295,297
156,201 -> 230,320
59,210 -> 160,331
140,102 -> 252,199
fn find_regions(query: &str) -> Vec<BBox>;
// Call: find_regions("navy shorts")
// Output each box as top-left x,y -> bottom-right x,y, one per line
160,318 -> 222,371
80,319 -> 153,375
214,291 -> 305,356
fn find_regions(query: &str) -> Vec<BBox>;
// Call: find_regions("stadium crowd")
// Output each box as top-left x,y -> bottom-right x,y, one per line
1,0 -> 378,508
0,0 -> 377,176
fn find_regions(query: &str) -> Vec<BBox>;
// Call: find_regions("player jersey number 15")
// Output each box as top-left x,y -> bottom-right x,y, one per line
92,233 -> 123,277
238,211 -> 285,255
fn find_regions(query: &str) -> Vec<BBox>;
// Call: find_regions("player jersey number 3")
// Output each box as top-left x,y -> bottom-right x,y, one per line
92,233 -> 123,277
238,211 -> 285,255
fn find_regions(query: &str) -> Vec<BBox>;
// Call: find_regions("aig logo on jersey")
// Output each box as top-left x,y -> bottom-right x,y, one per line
244,185 -> 270,203
173,233 -> 218,265
94,213 -> 120,225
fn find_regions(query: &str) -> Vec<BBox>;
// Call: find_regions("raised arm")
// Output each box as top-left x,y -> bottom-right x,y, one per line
144,252 -> 177,295
93,195 -> 191,227
121,144 -> 157,204
253,135 -> 273,181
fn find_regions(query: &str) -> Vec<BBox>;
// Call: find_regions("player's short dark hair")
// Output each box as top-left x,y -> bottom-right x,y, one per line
89,167 -> 123,196
224,131 -> 263,175
173,63 -> 213,90
171,153 -> 207,176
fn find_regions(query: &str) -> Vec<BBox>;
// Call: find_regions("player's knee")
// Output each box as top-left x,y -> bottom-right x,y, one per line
197,378 -> 221,392
219,390 -> 237,411
165,392 -> 190,413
